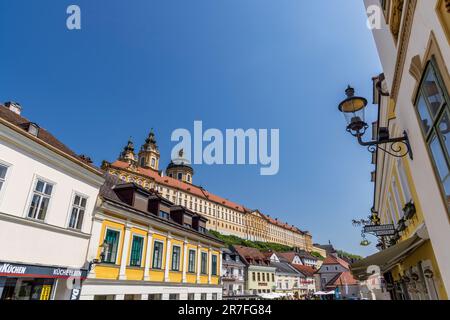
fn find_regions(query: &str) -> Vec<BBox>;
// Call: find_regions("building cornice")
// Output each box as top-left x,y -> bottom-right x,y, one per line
0,211 -> 91,239
391,0 -> 418,102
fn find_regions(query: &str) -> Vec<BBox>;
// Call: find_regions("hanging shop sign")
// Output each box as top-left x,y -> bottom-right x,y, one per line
363,224 -> 396,236
0,261 -> 88,279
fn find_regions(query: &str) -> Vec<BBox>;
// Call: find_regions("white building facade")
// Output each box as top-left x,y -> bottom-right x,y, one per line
362,0 -> 450,297
0,102 -> 104,300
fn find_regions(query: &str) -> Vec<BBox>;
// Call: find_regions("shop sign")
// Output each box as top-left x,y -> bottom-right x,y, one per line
363,224 -> 396,236
0,261 -> 88,279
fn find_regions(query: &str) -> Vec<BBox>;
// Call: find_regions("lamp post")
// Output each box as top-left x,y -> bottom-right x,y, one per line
338,86 -> 413,160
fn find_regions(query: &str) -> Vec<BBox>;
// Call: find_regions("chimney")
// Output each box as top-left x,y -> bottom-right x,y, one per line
4,101 -> 22,115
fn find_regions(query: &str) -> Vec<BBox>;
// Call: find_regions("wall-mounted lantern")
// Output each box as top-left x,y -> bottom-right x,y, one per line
338,86 -> 413,160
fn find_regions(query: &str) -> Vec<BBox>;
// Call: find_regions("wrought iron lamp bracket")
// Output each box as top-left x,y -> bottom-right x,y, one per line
356,130 -> 413,160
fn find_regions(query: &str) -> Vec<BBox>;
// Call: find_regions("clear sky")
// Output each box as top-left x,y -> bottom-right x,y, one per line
0,0 -> 382,256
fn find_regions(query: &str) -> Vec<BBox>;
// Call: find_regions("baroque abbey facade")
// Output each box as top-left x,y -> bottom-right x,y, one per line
102,130 -> 313,251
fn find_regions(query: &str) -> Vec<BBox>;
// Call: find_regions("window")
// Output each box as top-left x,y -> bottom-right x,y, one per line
201,252 -> 208,274
151,158 -> 156,167
257,273 -> 261,281
187,293 -> 195,300
397,160 -> 412,203
169,294 -> 179,300
152,241 -> 164,269
103,229 -> 120,264
187,174 -> 191,182
0,164 -> 8,193
212,293 -> 218,300
415,61 -> 450,199
27,179 -> 53,221
200,293 -> 207,300
262,273 -> 265,281
129,235 -> 144,267
252,272 -> 256,281
271,274 -> 275,282
211,255 -> 218,276
159,211 -> 169,219
177,173 -> 183,180
388,194 -> 398,225
171,246 -> 181,271
392,178 -> 404,218
68,194 -> 87,230
148,294 -> 162,300
188,250 -> 196,273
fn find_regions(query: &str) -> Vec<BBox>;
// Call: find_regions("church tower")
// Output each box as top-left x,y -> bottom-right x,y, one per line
138,129 -> 160,170
166,149 -> 194,184
118,138 -> 137,165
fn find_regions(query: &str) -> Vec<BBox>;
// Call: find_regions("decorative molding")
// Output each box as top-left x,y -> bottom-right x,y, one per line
0,211 -> 91,239
409,54 -> 423,82
391,0 -> 418,102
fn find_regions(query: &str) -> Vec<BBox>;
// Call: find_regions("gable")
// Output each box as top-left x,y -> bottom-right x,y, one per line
292,256 -> 303,265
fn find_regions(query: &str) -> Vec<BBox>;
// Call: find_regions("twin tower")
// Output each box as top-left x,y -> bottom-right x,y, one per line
118,129 -> 194,184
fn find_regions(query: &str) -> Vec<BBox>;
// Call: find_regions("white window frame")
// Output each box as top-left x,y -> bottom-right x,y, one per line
152,240 -> 165,269
102,226 -> 122,264
66,191 -> 89,231
0,160 -> 12,205
171,245 -> 181,271
129,234 -> 145,267
24,175 -> 56,223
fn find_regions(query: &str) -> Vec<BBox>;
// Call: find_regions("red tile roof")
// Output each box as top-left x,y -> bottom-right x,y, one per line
291,264 -> 316,278
232,245 -> 270,266
111,160 -> 246,212
0,104 -> 101,174
326,271 -> 358,288
276,252 -> 298,263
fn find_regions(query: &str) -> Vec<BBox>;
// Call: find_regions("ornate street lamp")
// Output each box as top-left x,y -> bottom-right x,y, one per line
338,86 -> 413,159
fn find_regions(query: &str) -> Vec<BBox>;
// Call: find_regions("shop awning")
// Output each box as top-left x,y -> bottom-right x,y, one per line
350,235 -> 425,280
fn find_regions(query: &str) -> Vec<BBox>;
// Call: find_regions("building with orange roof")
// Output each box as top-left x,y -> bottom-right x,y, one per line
102,131 -> 313,250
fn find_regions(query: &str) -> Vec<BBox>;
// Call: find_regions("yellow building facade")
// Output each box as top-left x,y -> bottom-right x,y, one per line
80,174 -> 223,300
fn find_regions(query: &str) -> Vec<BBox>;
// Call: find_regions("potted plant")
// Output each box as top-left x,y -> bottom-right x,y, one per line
397,218 -> 407,232
403,201 -> 416,220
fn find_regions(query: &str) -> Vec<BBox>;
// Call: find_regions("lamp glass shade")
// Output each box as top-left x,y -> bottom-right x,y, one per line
338,96 -> 368,126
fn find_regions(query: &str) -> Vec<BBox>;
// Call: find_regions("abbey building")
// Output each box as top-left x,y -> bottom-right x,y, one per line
102,130 -> 313,251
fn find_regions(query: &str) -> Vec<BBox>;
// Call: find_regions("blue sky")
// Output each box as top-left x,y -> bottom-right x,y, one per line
0,0 -> 382,256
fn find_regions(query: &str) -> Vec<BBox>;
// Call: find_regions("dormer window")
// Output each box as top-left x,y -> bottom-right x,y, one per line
159,211 -> 169,219
27,123 -> 39,137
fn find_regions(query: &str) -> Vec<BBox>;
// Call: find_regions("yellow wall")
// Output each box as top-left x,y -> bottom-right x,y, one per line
94,218 -> 221,285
